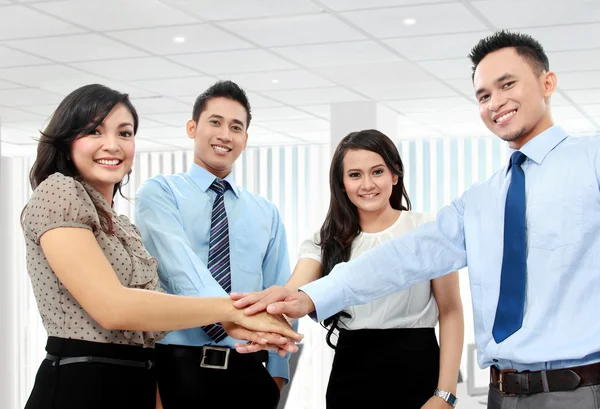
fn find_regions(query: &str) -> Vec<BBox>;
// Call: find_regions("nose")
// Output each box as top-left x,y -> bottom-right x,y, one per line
217,130 -> 233,143
361,175 -> 376,190
488,92 -> 507,113
101,133 -> 121,153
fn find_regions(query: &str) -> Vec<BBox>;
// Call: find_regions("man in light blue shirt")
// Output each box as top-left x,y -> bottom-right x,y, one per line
134,80 -> 295,409
233,31 -> 600,408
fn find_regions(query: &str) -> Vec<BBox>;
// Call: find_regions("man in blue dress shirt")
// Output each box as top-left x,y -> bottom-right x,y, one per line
134,80 -> 296,409
232,31 -> 600,408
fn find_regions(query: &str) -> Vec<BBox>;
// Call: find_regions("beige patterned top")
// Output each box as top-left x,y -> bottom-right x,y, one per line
21,172 -> 166,347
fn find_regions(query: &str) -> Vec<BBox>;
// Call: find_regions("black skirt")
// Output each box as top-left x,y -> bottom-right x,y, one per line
25,337 -> 156,409
326,327 -> 440,409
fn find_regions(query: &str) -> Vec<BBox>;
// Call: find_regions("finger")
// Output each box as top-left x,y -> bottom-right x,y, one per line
255,331 -> 289,345
233,291 -> 272,310
264,320 -> 303,342
229,292 -> 249,301
233,328 -> 269,345
266,301 -> 303,318
235,343 -> 263,354
243,292 -> 288,315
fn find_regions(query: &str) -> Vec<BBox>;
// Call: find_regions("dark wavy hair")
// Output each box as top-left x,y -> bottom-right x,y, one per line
24,83 -> 139,234
319,129 -> 411,348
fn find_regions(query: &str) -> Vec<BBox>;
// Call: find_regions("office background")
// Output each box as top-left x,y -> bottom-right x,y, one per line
1,0 -> 599,408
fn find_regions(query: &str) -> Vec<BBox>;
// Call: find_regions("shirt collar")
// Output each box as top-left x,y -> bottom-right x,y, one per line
505,125 -> 568,175
188,163 -> 239,198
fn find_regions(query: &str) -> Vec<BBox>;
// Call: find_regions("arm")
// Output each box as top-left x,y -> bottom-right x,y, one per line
134,178 -> 226,297
285,258 -> 322,290
261,207 -> 298,387
39,227 -> 302,341
427,271 -> 464,407
299,198 -> 468,321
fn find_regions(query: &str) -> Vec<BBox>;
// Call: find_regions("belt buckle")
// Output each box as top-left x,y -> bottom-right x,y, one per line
498,369 -> 518,396
200,346 -> 230,370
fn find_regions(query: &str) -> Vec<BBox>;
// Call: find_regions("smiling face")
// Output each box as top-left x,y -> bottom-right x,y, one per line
187,96 -> 248,179
70,103 -> 135,202
342,148 -> 398,218
474,47 -> 557,149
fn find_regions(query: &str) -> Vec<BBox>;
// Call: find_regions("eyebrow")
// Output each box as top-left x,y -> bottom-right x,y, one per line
475,73 -> 516,97
346,164 -> 386,173
208,114 -> 245,127
119,122 -> 134,128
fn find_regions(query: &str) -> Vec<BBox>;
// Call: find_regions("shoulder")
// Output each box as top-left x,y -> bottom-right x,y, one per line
403,210 -> 436,225
136,172 -> 188,198
30,172 -> 92,207
237,186 -> 280,215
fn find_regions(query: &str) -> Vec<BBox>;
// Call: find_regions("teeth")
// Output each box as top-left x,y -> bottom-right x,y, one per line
96,159 -> 120,165
361,193 -> 377,199
495,111 -> 516,123
213,145 -> 230,152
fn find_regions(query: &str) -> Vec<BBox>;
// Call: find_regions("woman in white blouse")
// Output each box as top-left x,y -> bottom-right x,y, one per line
282,129 -> 463,408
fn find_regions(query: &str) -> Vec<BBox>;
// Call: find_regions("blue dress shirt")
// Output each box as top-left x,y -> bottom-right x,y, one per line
134,163 -> 294,381
302,125 -> 600,371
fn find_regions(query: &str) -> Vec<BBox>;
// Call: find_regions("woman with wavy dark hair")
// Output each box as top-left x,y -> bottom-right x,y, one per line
247,129 -> 464,408
20,83 -> 300,409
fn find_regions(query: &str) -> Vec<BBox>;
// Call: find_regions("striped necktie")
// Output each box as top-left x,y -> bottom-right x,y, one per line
201,178 -> 231,343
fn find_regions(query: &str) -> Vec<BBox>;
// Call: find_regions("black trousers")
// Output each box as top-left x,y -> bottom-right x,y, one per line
25,337 -> 156,409
326,327 -> 440,409
155,343 -> 280,409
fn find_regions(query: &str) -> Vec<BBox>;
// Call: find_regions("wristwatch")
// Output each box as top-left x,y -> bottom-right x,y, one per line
433,388 -> 458,407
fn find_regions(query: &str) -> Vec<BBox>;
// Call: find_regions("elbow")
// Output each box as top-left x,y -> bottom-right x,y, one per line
87,291 -> 130,331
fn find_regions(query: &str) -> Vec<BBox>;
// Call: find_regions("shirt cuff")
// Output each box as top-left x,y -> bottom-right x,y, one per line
300,274 -> 345,322
266,351 -> 290,383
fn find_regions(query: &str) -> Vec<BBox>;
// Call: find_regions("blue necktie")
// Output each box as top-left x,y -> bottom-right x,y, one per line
201,179 -> 231,343
492,151 -> 528,343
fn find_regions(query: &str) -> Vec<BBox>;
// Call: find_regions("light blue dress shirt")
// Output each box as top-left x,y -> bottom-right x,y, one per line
302,125 -> 600,371
134,163 -> 293,381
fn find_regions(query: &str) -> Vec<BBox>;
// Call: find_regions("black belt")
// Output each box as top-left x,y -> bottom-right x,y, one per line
491,362 -> 600,395
45,353 -> 153,369
165,345 -> 268,370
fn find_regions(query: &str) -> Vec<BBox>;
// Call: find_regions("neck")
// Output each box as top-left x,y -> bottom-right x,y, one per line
358,205 -> 401,233
195,159 -> 231,180
89,182 -> 115,206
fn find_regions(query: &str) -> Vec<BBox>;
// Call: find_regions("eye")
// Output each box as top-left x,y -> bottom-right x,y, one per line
478,94 -> 490,103
373,169 -> 384,176
88,129 -> 101,135
348,172 -> 361,178
502,81 -> 515,89
231,125 -> 243,132
120,131 -> 133,138
209,119 -> 220,126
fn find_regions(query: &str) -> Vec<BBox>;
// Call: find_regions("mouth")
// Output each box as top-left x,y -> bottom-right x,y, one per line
94,158 -> 122,166
359,193 -> 379,200
493,109 -> 517,125
212,144 -> 232,153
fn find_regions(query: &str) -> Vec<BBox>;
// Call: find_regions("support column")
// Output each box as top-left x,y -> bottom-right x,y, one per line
329,101 -> 398,156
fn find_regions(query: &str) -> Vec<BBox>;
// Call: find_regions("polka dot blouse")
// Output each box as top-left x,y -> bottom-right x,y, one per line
21,173 -> 166,348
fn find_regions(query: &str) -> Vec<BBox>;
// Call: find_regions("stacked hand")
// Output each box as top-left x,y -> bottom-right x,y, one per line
228,286 -> 315,354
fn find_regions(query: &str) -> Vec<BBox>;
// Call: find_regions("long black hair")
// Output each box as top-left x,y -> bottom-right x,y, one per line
25,83 -> 139,233
319,129 -> 411,348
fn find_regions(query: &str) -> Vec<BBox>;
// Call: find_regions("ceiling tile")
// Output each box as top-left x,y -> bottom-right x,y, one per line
1,126 -> 38,143
255,118 -> 329,133
108,24 -> 253,55
563,89 -> 600,105
356,79 -> 459,100
133,138 -> 175,151
314,61 -> 432,88
142,113 -> 192,127
0,88 -> 63,106
261,87 -> 367,105
384,31 -> 491,61
386,97 -> 477,113
169,49 -> 296,74
550,92 -> 575,107
404,109 -> 481,124
520,24 -> 600,52
341,3 -> 486,38
0,5 -> 84,40
136,126 -> 187,140
0,64 -> 103,88
32,0 -> 199,31
217,14 -> 365,47
0,80 -> 24,90
6,34 -> 149,62
552,105 -> 591,121
132,76 -> 217,97
18,104 -> 56,117
247,133 -> 301,146
580,104 -> 600,119
273,41 -> 400,68
71,57 -> 199,81
0,140 -> 37,156
297,104 -> 330,118
396,125 -> 444,139
0,45 -> 50,67
319,0 -> 456,11
472,0 -> 600,27
445,78 -> 476,98
223,70 -> 333,91
549,50 -> 600,73
252,106 -> 316,121
162,0 -> 322,20
560,118 -> 597,133
431,121 -> 493,138
174,92 -> 283,109
130,97 -> 190,114
556,71 -> 600,90
418,58 -> 472,80
0,106 -> 46,123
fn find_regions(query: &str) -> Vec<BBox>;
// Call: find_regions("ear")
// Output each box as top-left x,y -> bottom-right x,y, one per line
392,174 -> 399,185
542,71 -> 557,98
242,132 -> 248,151
186,119 -> 197,140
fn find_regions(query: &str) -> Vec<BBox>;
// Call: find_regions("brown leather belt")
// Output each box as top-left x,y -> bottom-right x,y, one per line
491,362 -> 600,396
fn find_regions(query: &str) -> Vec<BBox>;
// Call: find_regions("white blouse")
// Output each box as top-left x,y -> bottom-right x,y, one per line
298,211 -> 439,330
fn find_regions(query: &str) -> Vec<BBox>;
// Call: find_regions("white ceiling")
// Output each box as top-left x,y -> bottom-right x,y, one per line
0,0 -> 599,155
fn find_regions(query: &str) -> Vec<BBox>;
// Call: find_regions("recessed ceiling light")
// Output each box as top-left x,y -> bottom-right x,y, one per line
403,18 -> 416,25
271,79 -> 279,84
173,36 -> 185,43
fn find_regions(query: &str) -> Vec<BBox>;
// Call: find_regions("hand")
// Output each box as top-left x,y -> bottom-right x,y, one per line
421,396 -> 453,409
222,320 -> 299,357
231,285 -> 315,318
229,308 -> 303,342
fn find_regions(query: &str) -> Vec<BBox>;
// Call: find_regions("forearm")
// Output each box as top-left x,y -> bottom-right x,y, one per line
104,288 -> 234,331
436,308 -> 464,394
284,258 -> 322,290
